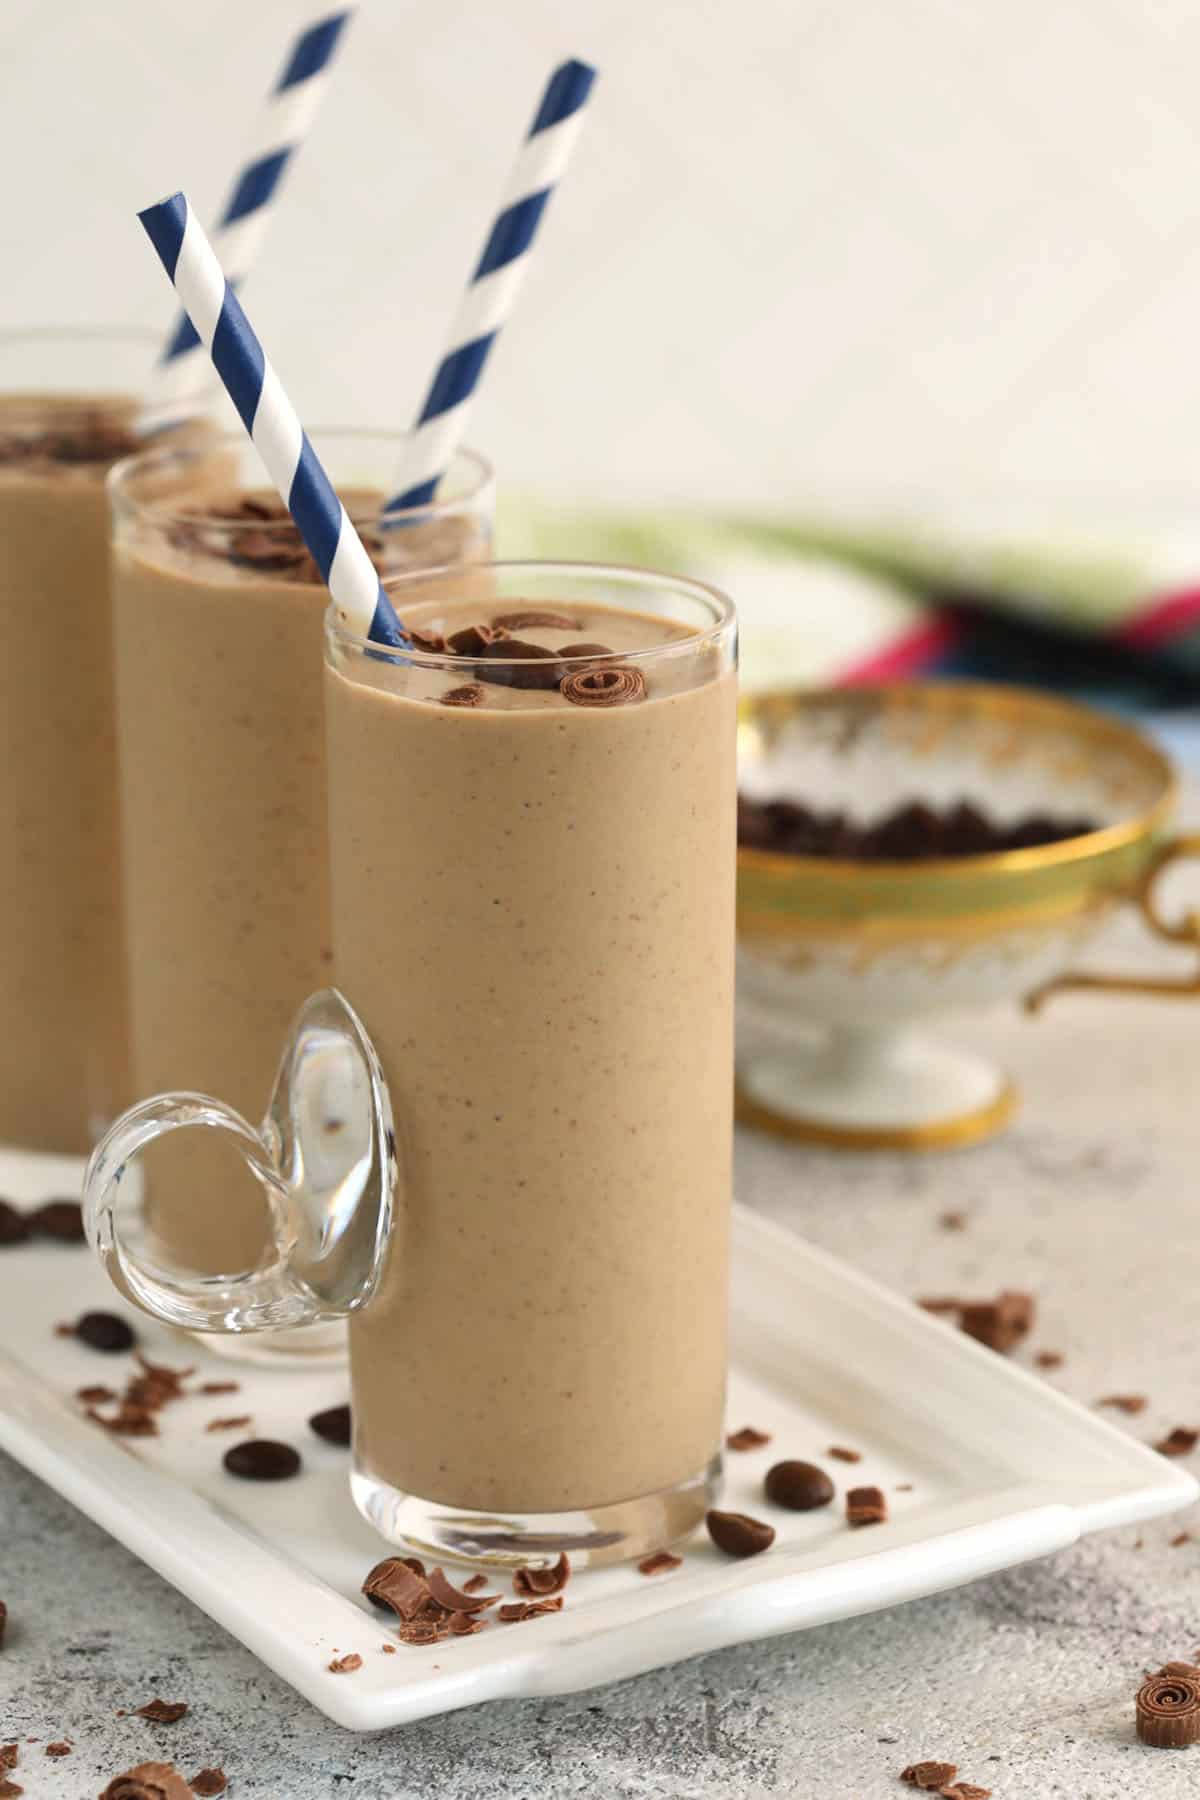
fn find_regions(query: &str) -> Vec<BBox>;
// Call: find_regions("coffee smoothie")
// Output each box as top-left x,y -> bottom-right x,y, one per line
326,576 -> 737,1516
110,436 -> 493,1278
0,393 -> 141,1150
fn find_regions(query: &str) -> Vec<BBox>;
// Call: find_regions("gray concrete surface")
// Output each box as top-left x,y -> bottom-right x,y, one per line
4,961 -> 1200,1795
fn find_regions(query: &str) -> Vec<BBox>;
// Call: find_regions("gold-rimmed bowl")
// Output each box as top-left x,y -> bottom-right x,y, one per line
737,681 -> 1198,1148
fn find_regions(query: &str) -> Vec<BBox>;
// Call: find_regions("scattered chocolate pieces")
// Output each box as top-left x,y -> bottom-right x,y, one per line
764,1460 -> 835,1511
939,1210 -> 967,1231
86,1352 -> 195,1438
706,1509 -> 775,1558
395,1617 -> 450,1645
189,1772 -> 227,1797
739,793 -> 1098,860
959,1291 -> 1035,1354
1099,1394 -> 1148,1414
900,1762 -> 958,1789
1171,1532 -> 1193,1548
222,1439 -> 301,1481
726,1425 -> 772,1451
134,1699 -> 188,1725
917,1297 -> 962,1315
440,683 -> 486,708
362,1557 -> 431,1620
492,610 -> 580,632
638,1550 -> 683,1576
846,1486 -> 888,1527
328,1653 -> 362,1674
26,1198 -> 84,1242
497,1597 -> 564,1623
1155,1428 -> 1199,1459
1137,1668 -> 1200,1746
75,1311 -> 137,1353
560,665 -> 646,707
43,1743 -> 71,1757
828,1445 -> 862,1464
309,1403 -> 352,1446
462,1575 -> 488,1594
1034,1350 -> 1064,1369
427,1567 -> 501,1613
98,1762 -> 193,1800
0,1200 -> 28,1247
512,1553 -> 570,1600
199,1382 -> 239,1397
205,1415 -> 253,1433
77,1384 -> 118,1404
380,1643 -> 396,1654
942,1785 -> 992,1799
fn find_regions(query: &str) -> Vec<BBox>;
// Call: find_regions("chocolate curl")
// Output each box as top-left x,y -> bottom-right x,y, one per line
560,664 -> 646,707
512,1553 -> 570,1599
1136,1671 -> 1200,1746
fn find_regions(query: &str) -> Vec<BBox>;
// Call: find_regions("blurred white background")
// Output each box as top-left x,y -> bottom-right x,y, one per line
4,0 -> 1200,511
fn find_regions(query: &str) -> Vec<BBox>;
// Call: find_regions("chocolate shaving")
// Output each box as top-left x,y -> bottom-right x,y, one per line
0,1746 -> 15,1769
511,1553 -> 570,1599
959,1290 -> 1035,1354
43,1743 -> 70,1757
205,1415 -> 252,1433
327,1653 -> 362,1673
134,1699 -> 188,1725
725,1426 -> 771,1451
901,1763 -> 958,1789
1099,1394 -> 1148,1414
98,1763 -> 192,1800
189,1772 -> 227,1797
88,1403 -> 159,1437
463,1574 -> 488,1594
846,1485 -> 888,1527
0,1781 -> 21,1798
447,1612 -> 487,1636
1034,1350 -> 1064,1369
828,1445 -> 861,1463
492,610 -> 581,632
941,1786 -> 991,1799
199,1382 -> 239,1396
395,1617 -> 451,1645
76,1384 -> 118,1404
638,1551 -> 683,1576
497,1597 -> 564,1623
1155,1427 -> 1199,1458
560,664 -> 646,707
426,1567 -> 501,1612
440,683 -> 486,707
1137,1669 -> 1200,1746
362,1558 -> 432,1621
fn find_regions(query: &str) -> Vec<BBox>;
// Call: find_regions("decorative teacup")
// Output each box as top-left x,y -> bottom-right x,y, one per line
736,681 -> 1199,1148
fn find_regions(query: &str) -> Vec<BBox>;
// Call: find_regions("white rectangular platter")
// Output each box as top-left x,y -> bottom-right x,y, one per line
0,1147 -> 1192,1732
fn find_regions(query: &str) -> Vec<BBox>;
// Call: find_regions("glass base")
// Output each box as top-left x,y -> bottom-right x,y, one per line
350,1454 -> 722,1570
185,1317 -> 348,1367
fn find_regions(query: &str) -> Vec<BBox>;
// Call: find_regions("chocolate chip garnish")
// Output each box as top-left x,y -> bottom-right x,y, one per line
99,1763 -> 192,1800
846,1485 -> 888,1527
512,1553 -> 570,1599
362,1557 -> 431,1620
900,1763 -> 958,1790
134,1699 -> 188,1724
1137,1669 -> 1200,1746
222,1439 -> 301,1481
560,665 -> 646,707
492,610 -> 581,632
440,683 -> 486,707
705,1509 -> 775,1558
0,1201 -> 28,1247
189,1771 -> 227,1797
764,1460 -> 835,1511
725,1426 -> 771,1451
75,1311 -> 137,1353
1155,1427 -> 1199,1458
828,1445 -> 861,1463
478,637 -> 563,690
559,642 -> 613,659
497,1596 -> 564,1622
637,1550 -> 683,1576
26,1199 -> 84,1242
327,1653 -> 362,1673
308,1403 -> 351,1446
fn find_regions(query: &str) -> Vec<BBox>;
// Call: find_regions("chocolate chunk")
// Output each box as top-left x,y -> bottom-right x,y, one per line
959,1290 -> 1035,1354
1137,1669 -> 1200,1746
427,1568 -> 501,1612
560,665 -> 646,707
199,1382 -> 239,1396
725,1426 -> 771,1451
846,1485 -> 888,1527
204,1415 -> 252,1433
705,1509 -> 775,1558
497,1597 -> 564,1622
462,1574 -> 488,1593
559,642 -> 613,658
440,683 -> 486,708
637,1550 -> 683,1576
1034,1350 -> 1064,1369
75,1311 -> 137,1353
134,1699 -> 188,1724
189,1772 -> 227,1797
308,1403 -> 352,1446
512,1553 -> 570,1600
327,1653 -> 362,1673
77,1385 -> 118,1404
446,623 -> 500,657
828,1445 -> 861,1463
1099,1394 -> 1148,1414
764,1460 -> 835,1511
409,628 -> 447,654
99,1763 -> 192,1800
1155,1427 -> 1199,1458
25,1199 -> 84,1242
0,1201 -> 28,1247
222,1438 -> 301,1481
0,1747 -> 14,1770
492,610 -> 581,632
901,1763 -> 958,1789
362,1557 -> 431,1620
478,637 -> 563,690
43,1743 -> 70,1757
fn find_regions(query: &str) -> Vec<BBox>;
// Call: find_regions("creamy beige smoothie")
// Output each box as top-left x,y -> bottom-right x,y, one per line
327,583 -> 737,1515
0,394 -> 140,1150
110,438 -> 492,1276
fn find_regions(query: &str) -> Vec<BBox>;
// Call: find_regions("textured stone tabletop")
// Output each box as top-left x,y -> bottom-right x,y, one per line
5,900 -> 1200,1796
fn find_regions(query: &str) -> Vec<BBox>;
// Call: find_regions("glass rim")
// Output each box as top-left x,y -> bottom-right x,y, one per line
107,431 -> 494,529
325,558 -> 738,668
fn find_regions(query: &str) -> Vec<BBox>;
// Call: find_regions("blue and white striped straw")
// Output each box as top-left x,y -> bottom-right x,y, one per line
137,9 -> 354,438
139,192 -> 408,650
383,56 -> 596,516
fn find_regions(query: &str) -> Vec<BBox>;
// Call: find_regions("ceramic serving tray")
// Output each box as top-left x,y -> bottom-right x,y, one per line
0,1147 -> 1192,1732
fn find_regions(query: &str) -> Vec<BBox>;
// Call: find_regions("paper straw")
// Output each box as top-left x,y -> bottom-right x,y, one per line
382,56 -> 596,516
138,191 -> 408,649
137,9 -> 354,437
